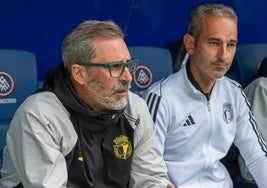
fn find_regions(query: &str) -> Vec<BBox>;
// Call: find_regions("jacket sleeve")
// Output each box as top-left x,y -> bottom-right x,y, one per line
3,93 -> 77,188
143,90 -> 170,154
245,78 -> 267,142
126,92 -> 172,188
234,86 -> 267,188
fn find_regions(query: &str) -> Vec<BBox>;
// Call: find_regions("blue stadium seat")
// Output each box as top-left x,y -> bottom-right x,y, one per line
235,43 -> 267,87
128,46 -> 173,96
0,49 -> 38,166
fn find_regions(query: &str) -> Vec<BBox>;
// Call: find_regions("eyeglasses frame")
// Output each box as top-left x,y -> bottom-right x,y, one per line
78,59 -> 139,78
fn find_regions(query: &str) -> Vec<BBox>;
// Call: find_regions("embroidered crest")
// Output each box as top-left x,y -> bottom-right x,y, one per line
113,135 -> 132,160
223,103 -> 234,124
0,71 -> 14,96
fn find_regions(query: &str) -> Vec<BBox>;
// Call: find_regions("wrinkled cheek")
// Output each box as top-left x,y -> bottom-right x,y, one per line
88,79 -> 111,98
94,80 -> 113,95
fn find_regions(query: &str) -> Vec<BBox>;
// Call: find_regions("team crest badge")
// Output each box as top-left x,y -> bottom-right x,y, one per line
0,71 -> 14,96
223,103 -> 234,123
133,65 -> 153,89
113,135 -> 132,160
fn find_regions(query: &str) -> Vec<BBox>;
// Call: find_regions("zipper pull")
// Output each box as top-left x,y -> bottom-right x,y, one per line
207,101 -> 211,112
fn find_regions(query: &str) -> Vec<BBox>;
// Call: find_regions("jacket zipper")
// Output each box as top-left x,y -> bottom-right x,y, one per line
207,101 -> 211,112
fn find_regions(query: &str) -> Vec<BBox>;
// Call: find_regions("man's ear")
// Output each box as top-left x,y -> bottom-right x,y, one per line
71,64 -> 87,85
183,34 -> 195,55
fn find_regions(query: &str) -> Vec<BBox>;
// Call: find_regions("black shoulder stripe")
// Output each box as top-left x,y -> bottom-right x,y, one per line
146,93 -> 162,123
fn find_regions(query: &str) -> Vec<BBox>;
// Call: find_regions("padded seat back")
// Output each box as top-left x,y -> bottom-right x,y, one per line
128,46 -> 173,96
0,49 -> 37,165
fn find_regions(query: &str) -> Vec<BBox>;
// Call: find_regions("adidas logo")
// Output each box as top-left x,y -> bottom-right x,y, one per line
183,115 -> 195,126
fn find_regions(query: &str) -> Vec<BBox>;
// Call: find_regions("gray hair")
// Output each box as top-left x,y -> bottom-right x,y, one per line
62,20 -> 124,73
187,3 -> 238,39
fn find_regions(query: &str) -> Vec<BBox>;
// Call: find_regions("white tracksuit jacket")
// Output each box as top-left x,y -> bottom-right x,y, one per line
143,64 -> 267,188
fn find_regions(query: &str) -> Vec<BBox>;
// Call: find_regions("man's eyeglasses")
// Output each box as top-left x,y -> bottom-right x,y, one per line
78,59 -> 139,78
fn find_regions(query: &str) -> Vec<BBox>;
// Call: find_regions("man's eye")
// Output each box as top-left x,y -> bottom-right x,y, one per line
228,43 -> 237,48
111,63 -> 123,69
112,64 -> 121,67
210,41 -> 219,46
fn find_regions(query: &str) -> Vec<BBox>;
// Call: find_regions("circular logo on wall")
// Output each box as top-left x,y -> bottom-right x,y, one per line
0,71 -> 14,96
133,65 -> 153,89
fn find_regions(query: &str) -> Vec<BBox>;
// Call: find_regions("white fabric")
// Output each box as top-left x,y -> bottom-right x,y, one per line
143,65 -> 267,188
238,77 -> 267,182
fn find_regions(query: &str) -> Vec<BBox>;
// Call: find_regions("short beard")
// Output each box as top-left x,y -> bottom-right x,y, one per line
86,82 -> 130,111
